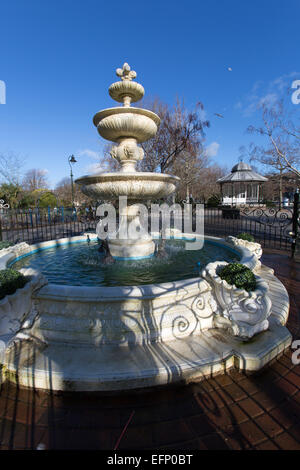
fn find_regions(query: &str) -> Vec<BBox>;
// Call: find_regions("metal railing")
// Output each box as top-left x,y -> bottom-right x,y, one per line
203,205 -> 294,252
0,207 -> 98,245
0,192 -> 299,255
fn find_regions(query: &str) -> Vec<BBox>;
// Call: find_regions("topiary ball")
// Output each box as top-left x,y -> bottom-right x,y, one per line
236,233 -> 255,242
218,263 -> 256,292
0,269 -> 28,300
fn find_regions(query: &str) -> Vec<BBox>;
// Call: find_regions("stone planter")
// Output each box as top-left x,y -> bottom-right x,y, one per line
202,261 -> 272,339
0,267 -> 47,337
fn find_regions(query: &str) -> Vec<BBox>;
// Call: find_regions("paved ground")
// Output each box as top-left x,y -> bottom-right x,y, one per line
0,249 -> 299,450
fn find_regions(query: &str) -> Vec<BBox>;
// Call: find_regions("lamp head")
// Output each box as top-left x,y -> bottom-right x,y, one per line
69,155 -> 77,164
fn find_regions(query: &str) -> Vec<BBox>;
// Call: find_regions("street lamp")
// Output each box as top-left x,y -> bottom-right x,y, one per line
68,155 -> 77,207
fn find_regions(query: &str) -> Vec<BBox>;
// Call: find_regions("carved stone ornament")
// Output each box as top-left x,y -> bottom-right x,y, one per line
202,261 -> 272,339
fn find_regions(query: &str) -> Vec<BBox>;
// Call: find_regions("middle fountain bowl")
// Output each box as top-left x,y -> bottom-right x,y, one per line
75,172 -> 179,201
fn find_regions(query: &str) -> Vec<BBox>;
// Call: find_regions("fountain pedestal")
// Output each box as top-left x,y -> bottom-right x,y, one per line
107,201 -> 155,259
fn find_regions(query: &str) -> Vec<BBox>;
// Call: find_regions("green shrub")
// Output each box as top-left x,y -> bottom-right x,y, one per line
206,195 -> 221,207
218,263 -> 256,292
0,241 -> 13,251
236,232 -> 255,242
0,269 -> 28,300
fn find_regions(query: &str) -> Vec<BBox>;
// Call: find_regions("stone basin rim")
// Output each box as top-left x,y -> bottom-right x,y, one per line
3,235 -> 257,301
93,106 -> 161,127
75,172 -> 180,185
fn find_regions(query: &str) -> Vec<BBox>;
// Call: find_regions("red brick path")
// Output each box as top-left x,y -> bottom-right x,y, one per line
0,250 -> 299,450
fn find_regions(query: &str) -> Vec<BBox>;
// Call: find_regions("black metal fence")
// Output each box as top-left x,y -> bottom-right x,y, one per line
0,193 -> 299,255
203,205 -> 293,251
0,207 -> 98,245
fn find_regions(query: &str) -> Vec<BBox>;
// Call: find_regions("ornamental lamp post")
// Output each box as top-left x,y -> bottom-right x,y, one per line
68,155 -> 77,207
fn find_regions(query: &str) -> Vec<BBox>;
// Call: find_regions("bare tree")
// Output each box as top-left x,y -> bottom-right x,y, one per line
94,97 -> 212,201
0,152 -> 25,185
191,164 -> 227,202
260,171 -> 297,203
172,148 -> 211,201
96,98 -> 210,176
55,177 -> 73,205
101,144 -> 120,172
139,98 -> 210,173
56,177 -> 93,206
22,169 -> 49,191
245,100 -> 300,204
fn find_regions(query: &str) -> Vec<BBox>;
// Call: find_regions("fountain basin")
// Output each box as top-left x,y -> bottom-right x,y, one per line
75,172 -> 180,200
0,235 -> 291,391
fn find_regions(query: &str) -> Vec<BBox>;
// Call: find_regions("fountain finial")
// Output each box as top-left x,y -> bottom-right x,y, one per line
116,63 -> 137,81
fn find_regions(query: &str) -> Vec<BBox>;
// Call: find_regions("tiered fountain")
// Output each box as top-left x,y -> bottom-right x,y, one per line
76,63 -> 179,259
0,64 -> 292,392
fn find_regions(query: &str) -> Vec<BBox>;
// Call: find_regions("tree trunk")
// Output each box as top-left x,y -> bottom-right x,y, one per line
279,169 -> 283,209
186,185 -> 190,202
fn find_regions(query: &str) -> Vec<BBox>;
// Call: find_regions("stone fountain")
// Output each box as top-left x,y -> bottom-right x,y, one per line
0,64 -> 292,392
76,63 -> 179,259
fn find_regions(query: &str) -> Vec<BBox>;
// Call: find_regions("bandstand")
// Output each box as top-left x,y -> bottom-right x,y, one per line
218,162 -> 268,206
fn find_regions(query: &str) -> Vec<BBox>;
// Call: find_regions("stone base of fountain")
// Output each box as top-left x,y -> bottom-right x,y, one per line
0,236 -> 292,392
2,316 -> 291,392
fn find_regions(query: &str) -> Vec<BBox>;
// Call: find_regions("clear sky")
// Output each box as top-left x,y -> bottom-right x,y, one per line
0,0 -> 299,187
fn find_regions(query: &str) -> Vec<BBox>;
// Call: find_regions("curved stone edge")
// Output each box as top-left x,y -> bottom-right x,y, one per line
2,317 -> 291,392
226,236 -> 263,260
75,171 -> 180,185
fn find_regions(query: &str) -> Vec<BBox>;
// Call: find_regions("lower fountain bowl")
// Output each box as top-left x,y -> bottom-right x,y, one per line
0,235 -> 291,392
75,172 -> 180,201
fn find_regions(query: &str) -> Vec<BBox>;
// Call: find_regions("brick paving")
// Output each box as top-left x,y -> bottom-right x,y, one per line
0,249 -> 299,450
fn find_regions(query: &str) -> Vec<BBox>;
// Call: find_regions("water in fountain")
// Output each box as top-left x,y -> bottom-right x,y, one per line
10,239 -> 239,286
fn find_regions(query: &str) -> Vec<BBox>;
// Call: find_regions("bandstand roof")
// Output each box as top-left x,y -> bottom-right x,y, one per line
217,162 -> 268,183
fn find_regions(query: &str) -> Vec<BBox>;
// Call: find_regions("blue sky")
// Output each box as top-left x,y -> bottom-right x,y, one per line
0,0 -> 299,187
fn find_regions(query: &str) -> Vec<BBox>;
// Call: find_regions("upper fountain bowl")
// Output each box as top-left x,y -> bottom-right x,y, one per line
93,107 -> 160,143
109,80 -> 145,104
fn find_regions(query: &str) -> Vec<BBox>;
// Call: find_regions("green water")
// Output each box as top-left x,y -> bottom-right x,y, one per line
11,239 -> 239,287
